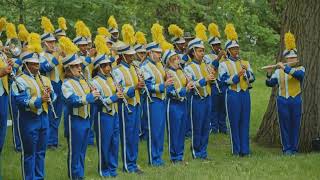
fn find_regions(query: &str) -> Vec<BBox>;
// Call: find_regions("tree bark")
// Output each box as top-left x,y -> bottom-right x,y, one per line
255,0 -> 320,152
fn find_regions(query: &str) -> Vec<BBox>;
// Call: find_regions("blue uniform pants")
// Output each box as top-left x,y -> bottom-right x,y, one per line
166,98 -> 187,162
0,93 -> 8,153
277,95 -> 302,154
226,89 -> 251,155
119,103 -> 140,172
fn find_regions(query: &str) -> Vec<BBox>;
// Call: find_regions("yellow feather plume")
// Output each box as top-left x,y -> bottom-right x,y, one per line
108,15 -> 118,29
0,17 -> 6,32
94,35 -> 110,55
168,24 -> 184,38
97,27 -> 110,37
6,23 -> 18,39
284,31 -> 296,50
58,17 -> 67,31
27,33 -> 42,53
84,26 -> 91,38
195,23 -> 207,41
224,23 -> 238,41
160,41 -> 174,51
75,20 -> 87,37
135,31 -> 147,45
58,36 -> 79,56
208,23 -> 220,37
18,24 -> 29,42
41,16 -> 55,33
121,24 -> 136,45
151,23 -> 165,43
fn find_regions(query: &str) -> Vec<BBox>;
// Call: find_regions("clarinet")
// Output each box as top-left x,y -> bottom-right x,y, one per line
178,64 -> 204,99
238,57 -> 253,89
0,52 -> 23,92
109,72 -> 132,113
205,63 -> 222,93
80,72 -> 112,113
132,63 -> 154,103
37,72 -> 58,119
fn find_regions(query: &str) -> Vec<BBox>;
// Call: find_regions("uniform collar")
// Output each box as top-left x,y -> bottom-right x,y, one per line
120,60 -> 130,68
147,57 -> 156,65
192,59 -> 201,65
97,72 -> 107,80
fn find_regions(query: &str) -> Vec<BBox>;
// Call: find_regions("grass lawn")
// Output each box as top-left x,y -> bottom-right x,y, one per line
1,73 -> 320,180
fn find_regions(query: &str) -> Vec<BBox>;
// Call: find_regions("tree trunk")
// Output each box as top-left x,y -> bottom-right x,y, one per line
255,0 -> 320,152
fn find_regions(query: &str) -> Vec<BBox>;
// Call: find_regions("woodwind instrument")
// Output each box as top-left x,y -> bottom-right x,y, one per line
238,57 -> 252,89
109,72 -> 132,113
205,63 -> 221,93
261,61 -> 299,70
178,64 -> 203,99
0,52 -> 23,92
79,72 -> 112,113
131,63 -> 153,103
37,72 -> 58,119
165,68 -> 182,100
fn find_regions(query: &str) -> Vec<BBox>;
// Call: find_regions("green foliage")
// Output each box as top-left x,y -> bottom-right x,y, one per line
0,0 -> 282,56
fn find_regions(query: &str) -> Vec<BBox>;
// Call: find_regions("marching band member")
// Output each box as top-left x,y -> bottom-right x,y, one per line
140,23 -> 174,166
0,22 -> 16,154
97,26 -> 116,65
204,23 -> 227,134
112,24 -> 144,174
107,16 -> 123,47
265,32 -> 304,155
133,31 -> 148,140
54,17 -> 67,40
73,20 -> 95,145
10,23 -> 28,152
168,24 -> 189,66
12,33 -> 56,180
60,37 -> 99,179
39,16 -> 64,148
219,24 -> 255,156
92,35 -> 122,177
184,31 -> 215,159
163,48 -> 193,163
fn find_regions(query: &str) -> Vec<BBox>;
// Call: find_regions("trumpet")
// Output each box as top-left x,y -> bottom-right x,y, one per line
109,72 -> 132,113
37,72 -> 58,119
205,63 -> 221,93
261,61 -> 299,70
79,72 -> 112,113
178,64 -> 203,99
131,63 -> 153,103
3,38 -> 22,58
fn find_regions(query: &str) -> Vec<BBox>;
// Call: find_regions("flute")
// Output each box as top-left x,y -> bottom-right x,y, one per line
261,61 -> 299,70
80,72 -> 112,113
109,72 -> 132,113
178,64 -> 204,99
37,72 -> 58,119
131,63 -> 153,103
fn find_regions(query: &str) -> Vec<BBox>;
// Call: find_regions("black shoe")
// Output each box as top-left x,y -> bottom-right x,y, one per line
135,168 -> 144,175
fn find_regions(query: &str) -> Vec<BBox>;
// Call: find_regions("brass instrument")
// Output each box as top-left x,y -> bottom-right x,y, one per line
131,63 -> 153,103
3,38 -> 22,58
0,51 -> 22,92
79,72 -> 112,113
109,72 -> 132,113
